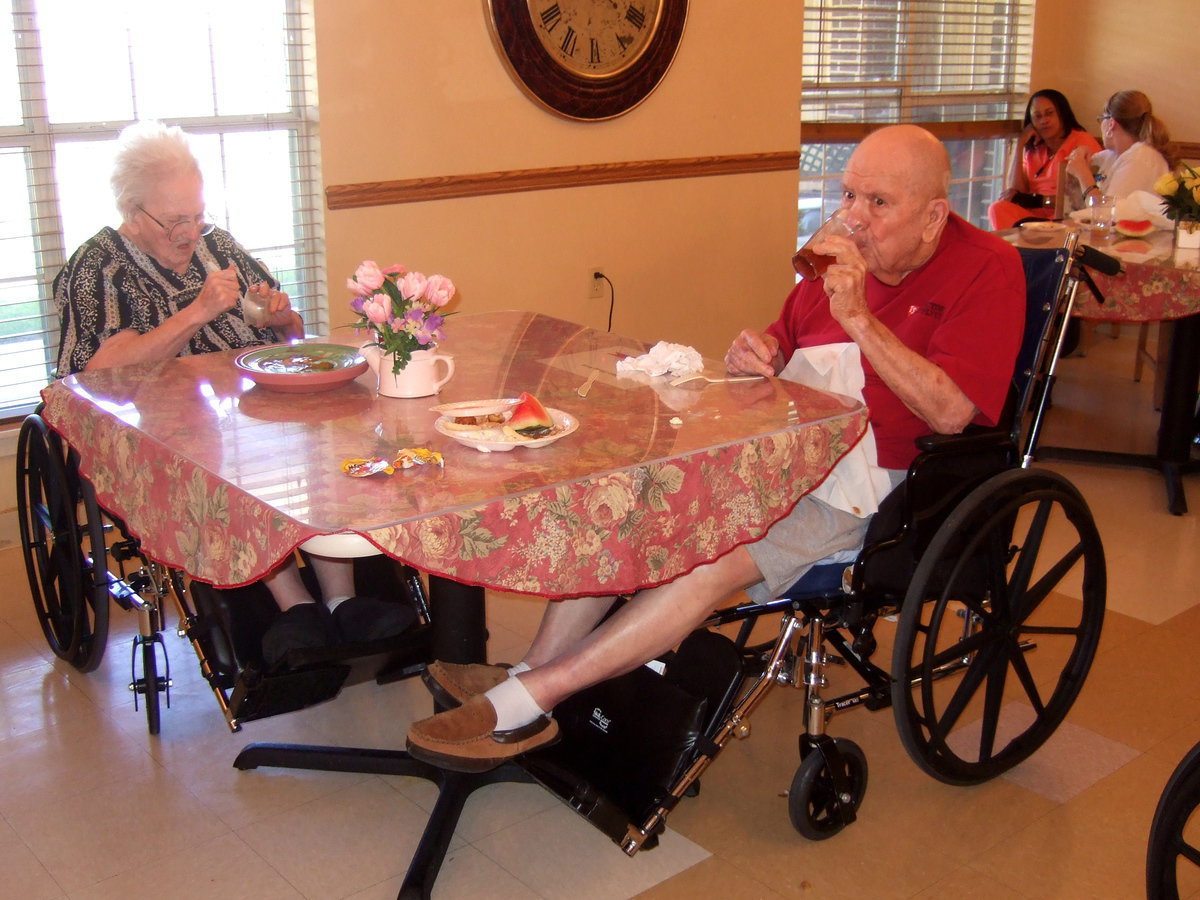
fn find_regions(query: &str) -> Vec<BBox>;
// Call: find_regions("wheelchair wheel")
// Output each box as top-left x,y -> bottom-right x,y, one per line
891,468 -> 1105,785
1148,741 -> 1200,900
16,415 -> 110,672
788,738 -> 868,840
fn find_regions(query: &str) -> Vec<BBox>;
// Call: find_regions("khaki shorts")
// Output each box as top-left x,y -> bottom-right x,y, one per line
744,468 -> 905,603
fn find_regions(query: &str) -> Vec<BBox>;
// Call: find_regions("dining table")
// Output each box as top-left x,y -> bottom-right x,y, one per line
39,309 -> 868,899
1005,226 -> 1200,514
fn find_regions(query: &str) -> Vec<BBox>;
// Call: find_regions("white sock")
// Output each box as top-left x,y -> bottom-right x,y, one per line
485,675 -> 545,731
506,661 -> 531,676
325,595 -> 352,613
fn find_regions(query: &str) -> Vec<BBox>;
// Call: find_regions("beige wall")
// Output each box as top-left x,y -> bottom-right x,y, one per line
1032,0 -> 1198,147
314,1 -> 805,360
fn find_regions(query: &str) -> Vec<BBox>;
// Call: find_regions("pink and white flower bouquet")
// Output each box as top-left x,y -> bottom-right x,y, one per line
347,260 -> 456,374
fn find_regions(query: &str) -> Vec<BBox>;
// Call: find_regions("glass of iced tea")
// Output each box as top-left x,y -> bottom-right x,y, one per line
792,210 -> 862,281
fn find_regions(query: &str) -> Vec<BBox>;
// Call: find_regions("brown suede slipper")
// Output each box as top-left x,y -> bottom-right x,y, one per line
406,693 -> 559,773
421,660 -> 511,708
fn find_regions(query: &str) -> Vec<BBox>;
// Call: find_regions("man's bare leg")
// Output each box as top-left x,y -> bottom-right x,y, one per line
519,545 -> 763,713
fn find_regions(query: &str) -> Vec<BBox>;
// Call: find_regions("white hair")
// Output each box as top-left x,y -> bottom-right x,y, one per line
109,121 -> 202,221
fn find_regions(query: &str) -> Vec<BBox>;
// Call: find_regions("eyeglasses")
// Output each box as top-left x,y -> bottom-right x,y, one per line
1096,113 -> 1113,122
138,206 -> 215,242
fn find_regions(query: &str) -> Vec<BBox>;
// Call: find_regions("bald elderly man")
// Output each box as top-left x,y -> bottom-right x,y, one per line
407,124 -> 1027,772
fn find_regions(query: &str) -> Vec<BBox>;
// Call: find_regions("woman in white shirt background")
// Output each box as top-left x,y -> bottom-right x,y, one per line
1066,89 -> 1176,202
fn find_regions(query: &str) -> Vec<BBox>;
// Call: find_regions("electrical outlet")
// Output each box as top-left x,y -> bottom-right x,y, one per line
589,269 -> 605,299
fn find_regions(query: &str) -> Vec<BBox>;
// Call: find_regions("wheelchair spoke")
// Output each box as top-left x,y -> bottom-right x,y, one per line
931,639 -> 1001,740
1010,541 -> 1085,627
976,640 -> 1010,762
1006,636 -> 1045,715
1005,495 -> 1053,601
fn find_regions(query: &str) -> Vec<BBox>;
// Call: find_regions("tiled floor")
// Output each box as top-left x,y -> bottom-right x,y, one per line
1,325 -> 1197,899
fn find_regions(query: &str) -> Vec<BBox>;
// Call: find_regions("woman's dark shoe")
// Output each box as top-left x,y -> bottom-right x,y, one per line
261,602 -> 335,667
330,595 -> 417,644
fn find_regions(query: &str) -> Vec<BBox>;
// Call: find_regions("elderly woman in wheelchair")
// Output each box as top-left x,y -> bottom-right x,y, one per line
18,121 -> 427,735
406,124 -> 1107,844
48,120 -> 414,667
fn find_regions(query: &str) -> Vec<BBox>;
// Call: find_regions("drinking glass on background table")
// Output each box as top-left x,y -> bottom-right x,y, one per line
792,210 -> 863,281
1087,191 -> 1115,237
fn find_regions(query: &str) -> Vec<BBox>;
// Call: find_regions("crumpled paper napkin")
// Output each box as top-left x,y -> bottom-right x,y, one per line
616,341 -> 702,378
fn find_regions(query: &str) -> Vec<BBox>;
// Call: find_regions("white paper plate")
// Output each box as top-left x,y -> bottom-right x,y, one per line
429,398 -> 518,418
434,408 -> 579,452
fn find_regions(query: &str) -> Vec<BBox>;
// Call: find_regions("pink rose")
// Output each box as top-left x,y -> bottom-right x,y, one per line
399,271 -> 428,300
381,263 -> 407,277
353,260 -> 385,293
362,295 -> 391,325
423,274 -> 456,308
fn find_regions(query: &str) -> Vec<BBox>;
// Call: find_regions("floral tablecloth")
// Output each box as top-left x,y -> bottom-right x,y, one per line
42,311 -> 867,598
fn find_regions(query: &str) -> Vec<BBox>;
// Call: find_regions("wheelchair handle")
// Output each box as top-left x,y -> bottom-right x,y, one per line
1074,243 -> 1123,277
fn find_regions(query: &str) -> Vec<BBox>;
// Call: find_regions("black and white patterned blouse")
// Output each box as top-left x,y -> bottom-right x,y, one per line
53,226 -> 283,376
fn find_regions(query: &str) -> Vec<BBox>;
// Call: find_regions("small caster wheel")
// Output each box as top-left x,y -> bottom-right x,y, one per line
788,737 -> 868,840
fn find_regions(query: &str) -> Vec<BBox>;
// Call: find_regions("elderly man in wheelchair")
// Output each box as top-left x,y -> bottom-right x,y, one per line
406,124 -> 1107,845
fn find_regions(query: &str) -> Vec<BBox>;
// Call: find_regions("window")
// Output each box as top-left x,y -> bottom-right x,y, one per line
1,0 -> 324,416
798,0 -> 1034,240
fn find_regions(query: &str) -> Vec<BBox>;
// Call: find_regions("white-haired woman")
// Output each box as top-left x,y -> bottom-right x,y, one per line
52,121 -> 411,665
54,120 -> 304,374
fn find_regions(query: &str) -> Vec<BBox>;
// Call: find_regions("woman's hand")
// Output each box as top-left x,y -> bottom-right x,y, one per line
246,281 -> 305,340
194,265 -> 240,320
246,282 -> 294,328
1065,147 -> 1095,187
725,329 -> 782,377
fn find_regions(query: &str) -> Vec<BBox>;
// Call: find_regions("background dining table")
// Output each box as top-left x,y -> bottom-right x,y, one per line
39,309 -> 869,898
1005,226 -> 1200,514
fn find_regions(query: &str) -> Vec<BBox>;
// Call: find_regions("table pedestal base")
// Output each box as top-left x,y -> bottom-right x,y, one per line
1040,313 -> 1200,516
1035,447 -> 1199,516
234,742 -> 532,900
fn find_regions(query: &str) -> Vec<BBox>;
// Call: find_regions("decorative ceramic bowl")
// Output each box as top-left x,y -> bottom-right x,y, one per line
235,343 -> 368,393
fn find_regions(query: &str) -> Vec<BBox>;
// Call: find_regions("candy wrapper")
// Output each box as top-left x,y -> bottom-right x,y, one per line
393,448 -> 444,469
341,457 -> 393,477
341,448 -> 444,477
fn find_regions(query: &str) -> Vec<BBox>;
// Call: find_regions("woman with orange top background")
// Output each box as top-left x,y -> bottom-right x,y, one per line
989,89 -> 1102,230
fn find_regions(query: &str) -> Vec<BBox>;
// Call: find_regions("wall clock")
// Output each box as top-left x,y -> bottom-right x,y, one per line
486,0 -> 689,121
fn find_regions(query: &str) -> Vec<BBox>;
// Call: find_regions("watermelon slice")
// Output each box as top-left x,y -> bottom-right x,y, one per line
1115,219 -> 1155,237
508,392 -> 554,436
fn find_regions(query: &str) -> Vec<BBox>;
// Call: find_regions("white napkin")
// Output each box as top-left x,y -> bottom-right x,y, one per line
615,341 -> 702,378
1115,190 -> 1173,230
779,342 -> 893,518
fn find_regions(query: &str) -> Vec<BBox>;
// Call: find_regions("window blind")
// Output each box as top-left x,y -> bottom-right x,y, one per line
798,0 -> 1034,234
0,0 -> 325,417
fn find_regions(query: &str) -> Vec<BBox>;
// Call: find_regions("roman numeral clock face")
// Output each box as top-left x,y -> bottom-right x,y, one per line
487,0 -> 688,121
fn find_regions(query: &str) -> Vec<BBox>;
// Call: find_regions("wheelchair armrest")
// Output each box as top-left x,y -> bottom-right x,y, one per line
914,427 -> 1013,457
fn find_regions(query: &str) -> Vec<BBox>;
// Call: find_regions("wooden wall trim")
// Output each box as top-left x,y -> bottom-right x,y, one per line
323,120 -> 1028,210
1177,141 -> 1200,161
325,151 -> 801,210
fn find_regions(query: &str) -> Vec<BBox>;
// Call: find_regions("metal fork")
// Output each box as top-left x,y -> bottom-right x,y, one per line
669,373 -> 765,387
576,369 -> 601,397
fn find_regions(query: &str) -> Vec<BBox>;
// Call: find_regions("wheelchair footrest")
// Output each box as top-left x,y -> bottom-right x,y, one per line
229,663 -> 352,723
519,629 -> 745,854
